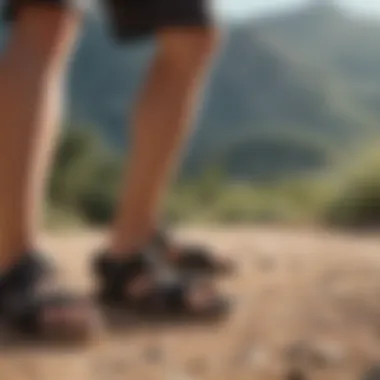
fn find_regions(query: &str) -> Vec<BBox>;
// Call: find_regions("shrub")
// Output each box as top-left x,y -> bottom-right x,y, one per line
48,125 -> 122,225
322,145 -> 380,228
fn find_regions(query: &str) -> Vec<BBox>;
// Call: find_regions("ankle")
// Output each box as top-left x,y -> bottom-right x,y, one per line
106,244 -> 142,260
0,251 -> 26,272
0,238 -> 35,272
108,228 -> 155,259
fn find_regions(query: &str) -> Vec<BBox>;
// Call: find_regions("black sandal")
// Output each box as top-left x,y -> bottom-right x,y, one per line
0,253 -> 92,342
93,248 -> 230,322
153,230 -> 235,277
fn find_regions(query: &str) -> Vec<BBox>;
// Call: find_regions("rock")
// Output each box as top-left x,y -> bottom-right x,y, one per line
257,254 -> 276,272
310,341 -> 346,367
286,368 -> 307,380
362,365 -> 380,380
91,355 -> 130,379
246,346 -> 271,369
168,373 -> 194,380
285,340 -> 345,368
185,357 -> 208,376
285,341 -> 310,363
143,346 -> 165,364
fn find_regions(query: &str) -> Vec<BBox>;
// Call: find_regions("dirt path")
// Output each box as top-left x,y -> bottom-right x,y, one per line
1,226 -> 380,380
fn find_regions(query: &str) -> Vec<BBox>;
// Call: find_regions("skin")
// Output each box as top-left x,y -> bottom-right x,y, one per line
0,5 -> 219,324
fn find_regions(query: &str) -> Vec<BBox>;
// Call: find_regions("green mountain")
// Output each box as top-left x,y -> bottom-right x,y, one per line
1,3 -> 380,180
254,3 -> 380,122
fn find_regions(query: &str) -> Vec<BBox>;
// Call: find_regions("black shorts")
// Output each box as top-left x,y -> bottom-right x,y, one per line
3,0 -> 212,41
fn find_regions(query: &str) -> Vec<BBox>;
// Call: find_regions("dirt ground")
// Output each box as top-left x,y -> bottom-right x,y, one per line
1,226 -> 380,380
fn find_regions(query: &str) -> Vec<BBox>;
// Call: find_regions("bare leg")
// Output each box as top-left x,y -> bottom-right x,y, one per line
0,5 -> 80,269
109,28 -> 218,256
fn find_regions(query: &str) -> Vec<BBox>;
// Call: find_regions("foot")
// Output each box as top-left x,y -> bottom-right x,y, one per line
153,230 -> 235,277
0,253 -> 94,342
93,246 -> 230,321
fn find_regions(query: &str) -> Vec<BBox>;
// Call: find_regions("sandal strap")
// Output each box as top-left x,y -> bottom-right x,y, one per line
0,254 -> 49,295
152,229 -> 231,275
94,243 -> 182,287
94,253 -> 153,302
135,282 -> 187,313
94,248 -> 229,318
0,253 -> 79,334
152,229 -> 172,250
93,249 -> 190,308
8,293 -> 81,334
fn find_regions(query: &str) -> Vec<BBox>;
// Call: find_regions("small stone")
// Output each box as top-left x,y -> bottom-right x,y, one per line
286,368 -> 307,380
91,355 -> 130,379
143,346 -> 165,364
362,365 -> 380,380
185,357 -> 208,375
284,340 -> 345,369
246,346 -> 271,369
257,254 -> 276,272
285,341 -> 309,363
310,341 -> 345,368
168,373 -> 194,380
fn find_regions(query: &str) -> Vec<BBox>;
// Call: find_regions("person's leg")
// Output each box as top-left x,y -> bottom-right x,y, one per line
0,4 -> 91,340
94,31 -> 228,316
0,3 -> 80,269
94,0 -> 230,318
109,28 -> 218,256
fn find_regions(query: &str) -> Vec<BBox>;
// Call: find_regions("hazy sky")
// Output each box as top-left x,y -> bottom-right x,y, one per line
216,0 -> 380,19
